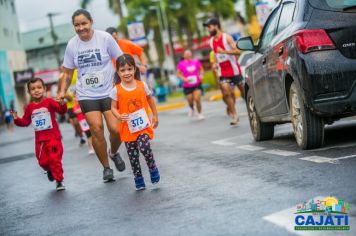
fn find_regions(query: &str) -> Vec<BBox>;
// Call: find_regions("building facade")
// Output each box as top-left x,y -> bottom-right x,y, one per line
0,0 -> 28,114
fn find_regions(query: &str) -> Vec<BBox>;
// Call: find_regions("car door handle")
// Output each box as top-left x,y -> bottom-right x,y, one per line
278,46 -> 284,56
262,57 -> 266,64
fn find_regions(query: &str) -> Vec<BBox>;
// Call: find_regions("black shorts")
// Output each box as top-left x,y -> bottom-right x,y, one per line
183,85 -> 203,96
67,108 -> 77,119
79,97 -> 111,114
219,75 -> 244,86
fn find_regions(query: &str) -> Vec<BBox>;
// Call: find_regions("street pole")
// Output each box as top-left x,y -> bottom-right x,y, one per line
47,13 -> 61,69
152,0 -> 175,70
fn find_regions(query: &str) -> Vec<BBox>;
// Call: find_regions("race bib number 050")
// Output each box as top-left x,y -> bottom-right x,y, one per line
82,71 -> 104,89
31,111 -> 53,131
128,108 -> 150,133
186,75 -> 198,84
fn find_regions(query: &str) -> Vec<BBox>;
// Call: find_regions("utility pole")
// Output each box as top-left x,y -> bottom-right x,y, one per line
47,12 -> 61,69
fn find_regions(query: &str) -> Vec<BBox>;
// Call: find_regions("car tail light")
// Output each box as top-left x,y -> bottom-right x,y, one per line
293,29 -> 336,54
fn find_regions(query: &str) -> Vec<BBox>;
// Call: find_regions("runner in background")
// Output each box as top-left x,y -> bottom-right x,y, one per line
204,18 -> 244,125
4,108 -> 14,133
63,69 -> 86,145
176,49 -> 205,120
72,97 -> 94,155
105,27 -> 148,84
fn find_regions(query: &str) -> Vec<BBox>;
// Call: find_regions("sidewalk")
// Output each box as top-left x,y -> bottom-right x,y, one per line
156,89 -> 241,112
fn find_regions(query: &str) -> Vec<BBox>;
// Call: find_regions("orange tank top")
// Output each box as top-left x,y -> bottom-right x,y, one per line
116,80 -> 154,142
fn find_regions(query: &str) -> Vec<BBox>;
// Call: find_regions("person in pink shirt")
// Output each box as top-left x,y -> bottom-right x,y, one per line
176,50 -> 205,120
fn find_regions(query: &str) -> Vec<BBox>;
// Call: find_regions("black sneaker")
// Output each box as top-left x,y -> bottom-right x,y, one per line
79,138 -> 86,146
56,182 -> 65,191
109,151 -> 126,172
103,168 -> 115,182
47,171 -> 54,182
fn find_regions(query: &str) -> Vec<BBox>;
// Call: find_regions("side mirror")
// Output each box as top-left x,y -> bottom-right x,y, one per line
236,36 -> 255,51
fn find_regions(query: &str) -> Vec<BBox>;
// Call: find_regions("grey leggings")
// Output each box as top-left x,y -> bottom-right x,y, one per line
125,134 -> 156,177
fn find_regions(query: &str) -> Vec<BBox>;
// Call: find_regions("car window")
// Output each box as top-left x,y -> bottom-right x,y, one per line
260,8 -> 280,50
309,0 -> 356,11
277,2 -> 296,34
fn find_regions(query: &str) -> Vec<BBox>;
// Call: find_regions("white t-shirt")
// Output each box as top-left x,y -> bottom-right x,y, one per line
110,81 -> 152,101
63,30 -> 122,100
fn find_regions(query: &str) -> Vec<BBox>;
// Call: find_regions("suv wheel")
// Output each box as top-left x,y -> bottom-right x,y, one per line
246,89 -> 274,141
289,82 -> 324,149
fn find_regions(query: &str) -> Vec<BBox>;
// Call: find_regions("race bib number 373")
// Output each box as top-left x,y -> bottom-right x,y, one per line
128,108 -> 150,133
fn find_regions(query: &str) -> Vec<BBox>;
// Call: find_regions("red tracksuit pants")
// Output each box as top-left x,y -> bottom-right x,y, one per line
35,139 -> 64,182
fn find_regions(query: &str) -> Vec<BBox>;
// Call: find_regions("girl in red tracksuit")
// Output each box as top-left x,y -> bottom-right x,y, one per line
12,78 -> 67,191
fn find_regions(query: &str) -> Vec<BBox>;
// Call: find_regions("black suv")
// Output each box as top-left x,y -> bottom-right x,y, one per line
237,0 -> 356,149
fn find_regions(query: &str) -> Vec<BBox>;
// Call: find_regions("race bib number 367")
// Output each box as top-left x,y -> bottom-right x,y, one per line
31,111 -> 53,131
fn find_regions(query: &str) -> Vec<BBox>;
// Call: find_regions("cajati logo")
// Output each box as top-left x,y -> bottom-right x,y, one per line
294,197 -> 350,231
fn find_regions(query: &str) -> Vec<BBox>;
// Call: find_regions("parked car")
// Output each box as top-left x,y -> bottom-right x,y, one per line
236,0 -> 356,149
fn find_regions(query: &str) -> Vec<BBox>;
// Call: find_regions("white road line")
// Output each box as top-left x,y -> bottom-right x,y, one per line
236,145 -> 265,151
314,142 -> 356,152
299,156 -> 338,164
335,154 -> 356,161
211,140 -> 235,146
263,149 -> 300,157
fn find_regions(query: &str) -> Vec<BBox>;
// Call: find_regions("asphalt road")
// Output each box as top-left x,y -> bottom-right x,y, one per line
1,99 -> 355,236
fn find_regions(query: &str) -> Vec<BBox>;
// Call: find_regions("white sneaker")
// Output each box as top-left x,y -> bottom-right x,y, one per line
197,113 -> 205,120
230,116 -> 240,125
88,149 -> 95,155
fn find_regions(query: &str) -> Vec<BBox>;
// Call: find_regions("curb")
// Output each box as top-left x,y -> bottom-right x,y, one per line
208,90 -> 241,102
157,102 -> 186,112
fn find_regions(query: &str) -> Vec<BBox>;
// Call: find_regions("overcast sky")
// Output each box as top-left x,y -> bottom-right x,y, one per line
15,0 -> 119,32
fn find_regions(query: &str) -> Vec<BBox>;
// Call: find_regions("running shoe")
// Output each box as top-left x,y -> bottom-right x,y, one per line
47,171 -> 54,182
230,116 -> 240,125
134,176 -> 146,191
109,150 -> 126,172
103,168 -> 115,182
197,113 -> 205,120
56,182 -> 65,191
88,149 -> 95,155
149,167 -> 160,184
79,138 -> 86,146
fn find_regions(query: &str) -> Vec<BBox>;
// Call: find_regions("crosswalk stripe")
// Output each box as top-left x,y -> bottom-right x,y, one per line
236,145 -> 265,151
299,156 -> 337,164
263,149 -> 300,157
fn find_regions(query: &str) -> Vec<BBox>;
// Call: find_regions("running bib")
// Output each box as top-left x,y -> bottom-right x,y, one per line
79,119 -> 90,132
186,75 -> 198,84
81,71 -> 104,89
128,108 -> 150,133
31,111 -> 53,131
216,53 -> 229,63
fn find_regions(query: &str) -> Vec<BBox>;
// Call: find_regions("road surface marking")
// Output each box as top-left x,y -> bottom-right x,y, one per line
236,145 -> 265,151
335,154 -> 356,161
299,156 -> 337,164
211,140 -> 235,146
263,149 -> 300,157
314,142 -> 356,152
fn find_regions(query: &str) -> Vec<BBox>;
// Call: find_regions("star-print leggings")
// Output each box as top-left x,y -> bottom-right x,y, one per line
125,134 -> 156,177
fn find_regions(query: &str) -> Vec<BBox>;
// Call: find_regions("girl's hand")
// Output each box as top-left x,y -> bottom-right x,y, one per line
152,115 -> 159,129
119,113 -> 130,122
10,111 -> 18,119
